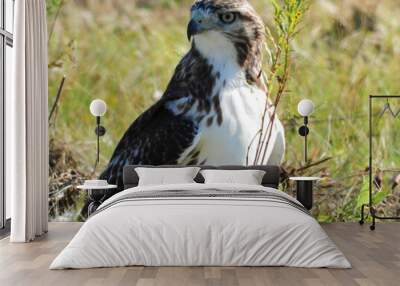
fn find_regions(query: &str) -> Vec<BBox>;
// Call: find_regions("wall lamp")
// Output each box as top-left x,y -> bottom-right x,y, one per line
297,99 -> 315,164
90,99 -> 107,171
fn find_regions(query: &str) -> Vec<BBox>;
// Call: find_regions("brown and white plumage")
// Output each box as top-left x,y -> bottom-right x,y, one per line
100,0 -> 285,189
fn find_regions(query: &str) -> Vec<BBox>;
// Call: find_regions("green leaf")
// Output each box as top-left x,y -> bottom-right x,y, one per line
318,214 -> 333,222
355,176 -> 390,210
373,189 -> 389,205
46,0 -> 63,17
355,176 -> 370,209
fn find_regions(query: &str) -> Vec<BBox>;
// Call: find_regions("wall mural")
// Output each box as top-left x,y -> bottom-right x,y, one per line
47,0 -> 400,222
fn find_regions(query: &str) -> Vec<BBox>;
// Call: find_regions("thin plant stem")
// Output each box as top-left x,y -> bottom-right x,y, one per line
249,0 -> 308,165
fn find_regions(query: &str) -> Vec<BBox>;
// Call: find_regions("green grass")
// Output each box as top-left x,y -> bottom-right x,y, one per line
47,0 -> 400,221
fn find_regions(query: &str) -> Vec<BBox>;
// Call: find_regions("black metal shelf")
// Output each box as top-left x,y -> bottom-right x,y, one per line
359,95 -> 400,230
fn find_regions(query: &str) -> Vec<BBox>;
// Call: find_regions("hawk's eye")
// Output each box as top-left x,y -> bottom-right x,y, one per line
219,12 -> 236,24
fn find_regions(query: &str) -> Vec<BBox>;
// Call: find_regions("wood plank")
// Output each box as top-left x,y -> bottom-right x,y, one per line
0,222 -> 399,286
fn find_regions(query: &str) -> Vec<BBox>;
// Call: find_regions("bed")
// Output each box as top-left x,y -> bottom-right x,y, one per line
50,165 -> 350,269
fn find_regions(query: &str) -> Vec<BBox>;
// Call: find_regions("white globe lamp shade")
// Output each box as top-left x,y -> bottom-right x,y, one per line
297,99 -> 315,117
90,99 -> 107,117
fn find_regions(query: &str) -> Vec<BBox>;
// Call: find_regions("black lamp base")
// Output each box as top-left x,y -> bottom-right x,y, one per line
298,125 -> 309,136
95,125 -> 106,136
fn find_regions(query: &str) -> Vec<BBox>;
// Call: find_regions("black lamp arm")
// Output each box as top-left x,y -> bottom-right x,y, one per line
298,116 -> 309,164
95,116 -> 106,136
93,116 -> 106,174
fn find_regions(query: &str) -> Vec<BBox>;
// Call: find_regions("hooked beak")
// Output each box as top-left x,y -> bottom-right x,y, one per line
187,9 -> 212,41
187,19 -> 203,41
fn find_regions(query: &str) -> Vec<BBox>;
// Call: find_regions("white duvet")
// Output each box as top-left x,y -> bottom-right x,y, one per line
50,183 -> 351,269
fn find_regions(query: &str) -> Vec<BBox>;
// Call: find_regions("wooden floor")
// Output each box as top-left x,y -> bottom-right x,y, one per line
0,222 -> 399,286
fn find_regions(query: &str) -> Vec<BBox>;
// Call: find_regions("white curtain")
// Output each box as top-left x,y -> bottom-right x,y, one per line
8,0 -> 49,242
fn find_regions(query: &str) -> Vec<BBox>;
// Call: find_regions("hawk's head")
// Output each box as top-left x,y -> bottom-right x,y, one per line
187,0 -> 265,83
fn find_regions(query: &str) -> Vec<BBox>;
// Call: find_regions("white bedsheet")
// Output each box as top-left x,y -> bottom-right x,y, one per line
50,183 -> 351,269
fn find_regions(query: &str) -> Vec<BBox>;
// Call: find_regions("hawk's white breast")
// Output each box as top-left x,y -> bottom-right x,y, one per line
175,31 -> 285,165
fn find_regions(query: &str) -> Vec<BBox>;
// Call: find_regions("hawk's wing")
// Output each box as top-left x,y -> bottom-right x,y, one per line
99,47 -> 212,190
99,98 -> 198,189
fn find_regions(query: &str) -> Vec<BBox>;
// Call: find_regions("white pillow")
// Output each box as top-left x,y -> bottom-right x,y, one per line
200,169 -> 266,185
135,167 -> 200,186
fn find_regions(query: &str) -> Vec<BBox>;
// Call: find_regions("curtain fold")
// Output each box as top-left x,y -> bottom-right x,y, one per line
9,0 -> 48,242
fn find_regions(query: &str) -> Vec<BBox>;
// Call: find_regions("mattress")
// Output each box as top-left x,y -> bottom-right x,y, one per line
50,183 -> 351,269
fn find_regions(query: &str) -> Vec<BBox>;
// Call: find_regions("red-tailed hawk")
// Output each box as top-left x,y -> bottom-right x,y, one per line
100,0 -> 285,188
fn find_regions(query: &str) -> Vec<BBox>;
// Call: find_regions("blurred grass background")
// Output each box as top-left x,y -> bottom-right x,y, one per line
47,0 -> 400,221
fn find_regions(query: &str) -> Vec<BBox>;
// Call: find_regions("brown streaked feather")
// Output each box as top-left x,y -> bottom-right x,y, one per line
99,47 -> 217,191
